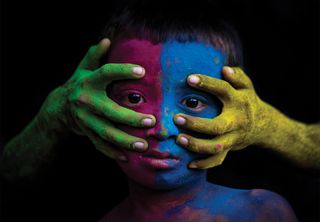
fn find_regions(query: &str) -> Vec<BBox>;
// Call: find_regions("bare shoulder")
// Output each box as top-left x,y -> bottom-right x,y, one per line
242,189 -> 299,222
206,184 -> 299,222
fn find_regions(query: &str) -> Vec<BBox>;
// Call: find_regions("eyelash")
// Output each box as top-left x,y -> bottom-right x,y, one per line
120,92 -> 208,112
180,96 -> 208,112
120,91 -> 146,107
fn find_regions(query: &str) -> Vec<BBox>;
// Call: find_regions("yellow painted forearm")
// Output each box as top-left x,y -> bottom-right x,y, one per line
174,67 -> 320,169
259,101 -> 320,169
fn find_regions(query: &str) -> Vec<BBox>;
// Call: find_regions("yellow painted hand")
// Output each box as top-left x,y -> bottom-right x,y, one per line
174,67 -> 269,169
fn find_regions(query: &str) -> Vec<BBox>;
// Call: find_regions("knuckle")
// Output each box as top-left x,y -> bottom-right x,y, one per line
247,78 -> 254,87
98,127 -> 109,139
220,80 -> 229,88
78,76 -> 90,88
210,146 -> 217,154
237,95 -> 249,107
189,140 -> 199,152
101,64 -> 111,74
68,90 -> 79,103
88,46 -> 96,56
210,124 -> 224,134
234,67 -> 243,75
75,92 -> 87,103
74,110 -> 84,122
217,159 -> 224,166
69,88 -> 90,106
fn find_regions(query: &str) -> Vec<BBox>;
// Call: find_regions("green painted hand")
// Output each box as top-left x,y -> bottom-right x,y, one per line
40,38 -> 156,161
173,67 -> 270,169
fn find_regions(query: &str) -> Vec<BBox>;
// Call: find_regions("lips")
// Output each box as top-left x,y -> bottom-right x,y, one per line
143,150 -> 178,159
140,149 -> 180,169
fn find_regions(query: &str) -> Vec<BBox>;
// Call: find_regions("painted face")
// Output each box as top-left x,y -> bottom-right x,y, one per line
107,37 -> 225,189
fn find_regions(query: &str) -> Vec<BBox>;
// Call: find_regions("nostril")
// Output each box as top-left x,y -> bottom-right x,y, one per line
156,128 -> 169,140
146,126 -> 170,141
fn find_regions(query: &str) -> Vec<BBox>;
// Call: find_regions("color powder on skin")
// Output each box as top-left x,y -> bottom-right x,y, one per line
103,37 -> 298,222
107,38 -> 224,189
106,37 -> 225,221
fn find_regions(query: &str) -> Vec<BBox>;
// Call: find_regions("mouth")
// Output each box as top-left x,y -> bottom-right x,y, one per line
140,150 -> 180,169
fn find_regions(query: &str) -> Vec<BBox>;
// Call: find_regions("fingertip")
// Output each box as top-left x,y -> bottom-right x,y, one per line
189,161 -> 210,170
188,162 -> 198,169
187,75 -> 200,85
141,115 -> 156,127
222,66 -> 234,76
174,115 -> 187,126
96,39 -> 111,55
100,38 -> 111,47
176,134 -> 189,146
132,66 -> 146,77
117,155 -> 128,162
131,141 -> 148,152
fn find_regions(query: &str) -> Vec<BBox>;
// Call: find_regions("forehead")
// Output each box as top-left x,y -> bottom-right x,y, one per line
107,38 -> 225,82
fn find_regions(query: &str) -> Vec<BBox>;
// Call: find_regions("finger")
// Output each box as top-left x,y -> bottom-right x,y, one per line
89,63 -> 145,87
174,112 -> 237,135
74,107 -> 148,152
189,149 -> 230,170
176,132 -> 239,154
78,122 -> 127,161
79,38 -> 111,70
187,74 -> 236,102
76,93 -> 156,128
222,66 -> 254,90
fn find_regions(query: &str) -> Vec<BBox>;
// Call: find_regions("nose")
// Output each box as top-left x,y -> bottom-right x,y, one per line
146,109 -> 179,140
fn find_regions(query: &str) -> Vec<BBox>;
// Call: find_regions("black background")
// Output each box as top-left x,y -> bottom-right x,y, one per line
0,0 -> 319,221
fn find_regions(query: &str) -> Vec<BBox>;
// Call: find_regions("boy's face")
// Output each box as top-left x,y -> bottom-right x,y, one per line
107,37 -> 225,189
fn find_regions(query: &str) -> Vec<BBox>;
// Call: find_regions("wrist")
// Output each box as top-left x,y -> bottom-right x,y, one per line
255,101 -> 307,149
35,86 -> 71,135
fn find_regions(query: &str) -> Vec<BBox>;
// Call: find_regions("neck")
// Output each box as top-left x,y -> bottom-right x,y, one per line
127,174 -> 208,215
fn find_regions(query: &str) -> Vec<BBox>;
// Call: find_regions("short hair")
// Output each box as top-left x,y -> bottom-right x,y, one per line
100,0 -> 243,66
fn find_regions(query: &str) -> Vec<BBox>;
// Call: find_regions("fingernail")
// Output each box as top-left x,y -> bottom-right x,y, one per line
142,118 -> 153,127
101,38 -> 111,46
118,155 -> 128,161
178,136 -> 189,146
132,142 -> 146,151
189,163 -> 198,169
175,116 -> 186,125
188,75 -> 200,85
223,66 -> 234,75
132,67 -> 145,76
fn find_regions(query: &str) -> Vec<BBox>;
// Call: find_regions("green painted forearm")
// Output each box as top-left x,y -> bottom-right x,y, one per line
1,91 -> 68,181
258,102 -> 320,169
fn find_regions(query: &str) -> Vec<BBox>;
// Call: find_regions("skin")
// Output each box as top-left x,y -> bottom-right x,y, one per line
174,67 -> 320,169
107,38 -> 223,189
2,38 -> 319,182
0,39 -> 157,180
99,37 -> 298,222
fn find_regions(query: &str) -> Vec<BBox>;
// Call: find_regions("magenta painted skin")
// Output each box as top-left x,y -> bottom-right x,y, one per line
103,37 -> 298,222
108,38 -> 163,187
107,38 -> 218,189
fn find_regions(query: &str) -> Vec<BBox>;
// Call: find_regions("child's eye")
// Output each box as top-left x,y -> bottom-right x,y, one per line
181,97 -> 207,112
124,93 -> 145,105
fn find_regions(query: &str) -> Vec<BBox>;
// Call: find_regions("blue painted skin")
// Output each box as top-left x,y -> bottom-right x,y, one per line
155,40 -> 225,189
103,39 -> 298,222
147,40 -> 297,221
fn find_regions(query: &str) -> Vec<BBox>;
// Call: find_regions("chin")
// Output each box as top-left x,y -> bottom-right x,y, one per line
119,160 -> 206,190
152,168 -> 205,190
